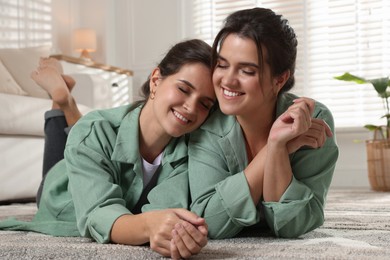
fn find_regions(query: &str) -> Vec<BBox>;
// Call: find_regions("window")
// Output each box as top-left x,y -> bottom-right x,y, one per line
0,0 -> 52,48
193,0 -> 390,128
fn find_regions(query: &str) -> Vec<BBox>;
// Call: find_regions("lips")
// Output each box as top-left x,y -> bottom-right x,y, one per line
222,87 -> 243,97
173,110 -> 189,124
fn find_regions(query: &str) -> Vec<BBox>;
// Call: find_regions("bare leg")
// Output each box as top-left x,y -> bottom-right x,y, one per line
31,65 -> 82,126
33,58 -> 82,205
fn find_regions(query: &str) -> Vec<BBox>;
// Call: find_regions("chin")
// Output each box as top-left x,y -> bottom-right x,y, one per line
167,128 -> 187,138
219,104 -> 238,116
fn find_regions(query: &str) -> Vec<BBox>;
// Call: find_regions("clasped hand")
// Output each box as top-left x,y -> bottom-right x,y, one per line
269,97 -> 332,153
145,208 -> 208,259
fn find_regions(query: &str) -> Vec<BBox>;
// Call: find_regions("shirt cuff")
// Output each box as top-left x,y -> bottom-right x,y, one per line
216,171 -> 259,226
262,176 -> 313,234
86,203 -> 132,243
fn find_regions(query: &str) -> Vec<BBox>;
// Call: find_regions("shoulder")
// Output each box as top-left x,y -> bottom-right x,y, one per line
195,106 -> 237,137
81,104 -> 137,126
67,103 -> 142,146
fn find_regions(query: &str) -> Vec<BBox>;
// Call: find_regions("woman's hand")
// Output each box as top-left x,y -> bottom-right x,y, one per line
268,97 -> 315,147
111,209 -> 207,258
144,209 -> 207,259
287,118 -> 332,153
269,97 -> 332,153
170,210 -> 208,259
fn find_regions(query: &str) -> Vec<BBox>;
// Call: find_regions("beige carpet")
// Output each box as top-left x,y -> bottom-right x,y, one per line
1,189 -> 390,259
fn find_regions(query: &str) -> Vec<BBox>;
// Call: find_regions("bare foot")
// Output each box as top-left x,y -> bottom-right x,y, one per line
39,57 -> 64,74
31,67 -> 70,106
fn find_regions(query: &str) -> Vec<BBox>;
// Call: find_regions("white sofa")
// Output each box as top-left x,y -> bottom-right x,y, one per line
0,46 -> 93,202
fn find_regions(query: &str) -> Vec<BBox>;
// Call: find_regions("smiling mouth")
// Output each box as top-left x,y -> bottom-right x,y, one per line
222,87 -> 243,97
173,110 -> 189,124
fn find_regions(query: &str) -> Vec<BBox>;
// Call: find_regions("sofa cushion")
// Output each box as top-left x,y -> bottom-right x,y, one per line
0,93 -> 92,137
0,46 -> 51,99
0,93 -> 51,136
0,60 -> 28,96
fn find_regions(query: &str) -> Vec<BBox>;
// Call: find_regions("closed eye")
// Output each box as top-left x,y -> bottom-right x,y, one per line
215,58 -> 228,69
178,86 -> 189,94
200,101 -> 212,110
216,63 -> 228,69
242,69 -> 256,76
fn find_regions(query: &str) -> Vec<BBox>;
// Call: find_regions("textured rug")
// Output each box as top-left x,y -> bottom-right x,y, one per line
1,189 -> 390,259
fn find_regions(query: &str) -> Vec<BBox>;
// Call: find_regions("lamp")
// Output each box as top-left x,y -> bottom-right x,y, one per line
73,28 -> 97,60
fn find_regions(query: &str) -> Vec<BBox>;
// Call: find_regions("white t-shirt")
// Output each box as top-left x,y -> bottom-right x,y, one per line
142,152 -> 163,188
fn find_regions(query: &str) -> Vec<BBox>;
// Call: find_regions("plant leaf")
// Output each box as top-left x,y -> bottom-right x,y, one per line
368,77 -> 389,95
364,124 -> 381,131
334,72 -> 367,84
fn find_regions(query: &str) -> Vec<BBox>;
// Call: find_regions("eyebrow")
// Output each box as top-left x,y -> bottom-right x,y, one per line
178,79 -> 216,103
217,55 -> 259,69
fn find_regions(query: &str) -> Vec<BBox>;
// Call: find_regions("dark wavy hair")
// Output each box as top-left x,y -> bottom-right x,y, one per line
212,7 -> 298,93
139,39 -> 212,100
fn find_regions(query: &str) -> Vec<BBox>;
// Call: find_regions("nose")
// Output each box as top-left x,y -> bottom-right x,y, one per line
221,68 -> 237,87
184,97 -> 197,114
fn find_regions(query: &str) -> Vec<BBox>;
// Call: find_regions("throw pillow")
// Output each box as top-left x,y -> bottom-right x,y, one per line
0,60 -> 28,96
0,45 -> 51,99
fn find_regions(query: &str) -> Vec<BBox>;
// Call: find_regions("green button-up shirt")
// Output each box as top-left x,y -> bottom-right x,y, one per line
0,104 -> 190,243
188,93 -> 339,239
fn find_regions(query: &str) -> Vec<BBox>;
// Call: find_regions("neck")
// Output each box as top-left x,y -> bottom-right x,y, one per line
237,104 -> 276,161
139,102 -> 171,163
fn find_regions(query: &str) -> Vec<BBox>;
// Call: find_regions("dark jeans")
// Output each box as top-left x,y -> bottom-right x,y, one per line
36,110 -> 71,206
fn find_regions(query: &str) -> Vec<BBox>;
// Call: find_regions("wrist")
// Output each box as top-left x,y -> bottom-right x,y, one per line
267,138 -> 288,153
111,213 -> 149,245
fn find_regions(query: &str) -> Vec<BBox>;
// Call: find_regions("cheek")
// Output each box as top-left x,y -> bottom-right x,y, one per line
157,86 -> 178,103
212,70 -> 221,86
199,109 -> 209,120
194,110 -> 209,127
212,75 -> 222,96
244,78 -> 261,92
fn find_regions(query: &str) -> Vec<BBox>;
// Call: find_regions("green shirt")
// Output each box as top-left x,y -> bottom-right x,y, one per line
0,104 -> 190,243
188,93 -> 339,239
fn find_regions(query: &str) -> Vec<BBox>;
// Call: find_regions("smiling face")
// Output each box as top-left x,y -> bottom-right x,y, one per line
150,62 -> 215,138
213,34 -> 283,118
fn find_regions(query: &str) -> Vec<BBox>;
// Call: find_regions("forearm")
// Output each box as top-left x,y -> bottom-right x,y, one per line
243,143 -> 293,204
263,143 -> 293,202
243,147 -> 266,205
110,214 -> 149,245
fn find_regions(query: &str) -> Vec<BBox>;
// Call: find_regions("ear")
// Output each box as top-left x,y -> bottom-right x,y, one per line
149,67 -> 162,93
273,70 -> 290,94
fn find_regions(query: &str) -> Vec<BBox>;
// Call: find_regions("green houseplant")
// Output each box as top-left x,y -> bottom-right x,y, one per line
335,72 -> 390,191
335,72 -> 390,139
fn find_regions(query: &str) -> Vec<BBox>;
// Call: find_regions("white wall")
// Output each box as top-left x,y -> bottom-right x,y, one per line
50,0 -> 372,189
332,128 -> 371,188
51,0 -> 192,101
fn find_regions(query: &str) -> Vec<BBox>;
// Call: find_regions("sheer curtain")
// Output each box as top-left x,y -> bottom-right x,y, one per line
192,0 -> 390,128
0,0 -> 52,48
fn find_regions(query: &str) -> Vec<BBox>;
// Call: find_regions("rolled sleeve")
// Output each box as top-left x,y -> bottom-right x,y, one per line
216,172 -> 258,226
87,203 -> 132,243
192,172 -> 259,239
262,176 -> 313,236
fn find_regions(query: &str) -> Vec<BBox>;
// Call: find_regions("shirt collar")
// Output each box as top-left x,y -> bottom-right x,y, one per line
110,104 -> 188,165
111,104 -> 142,164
